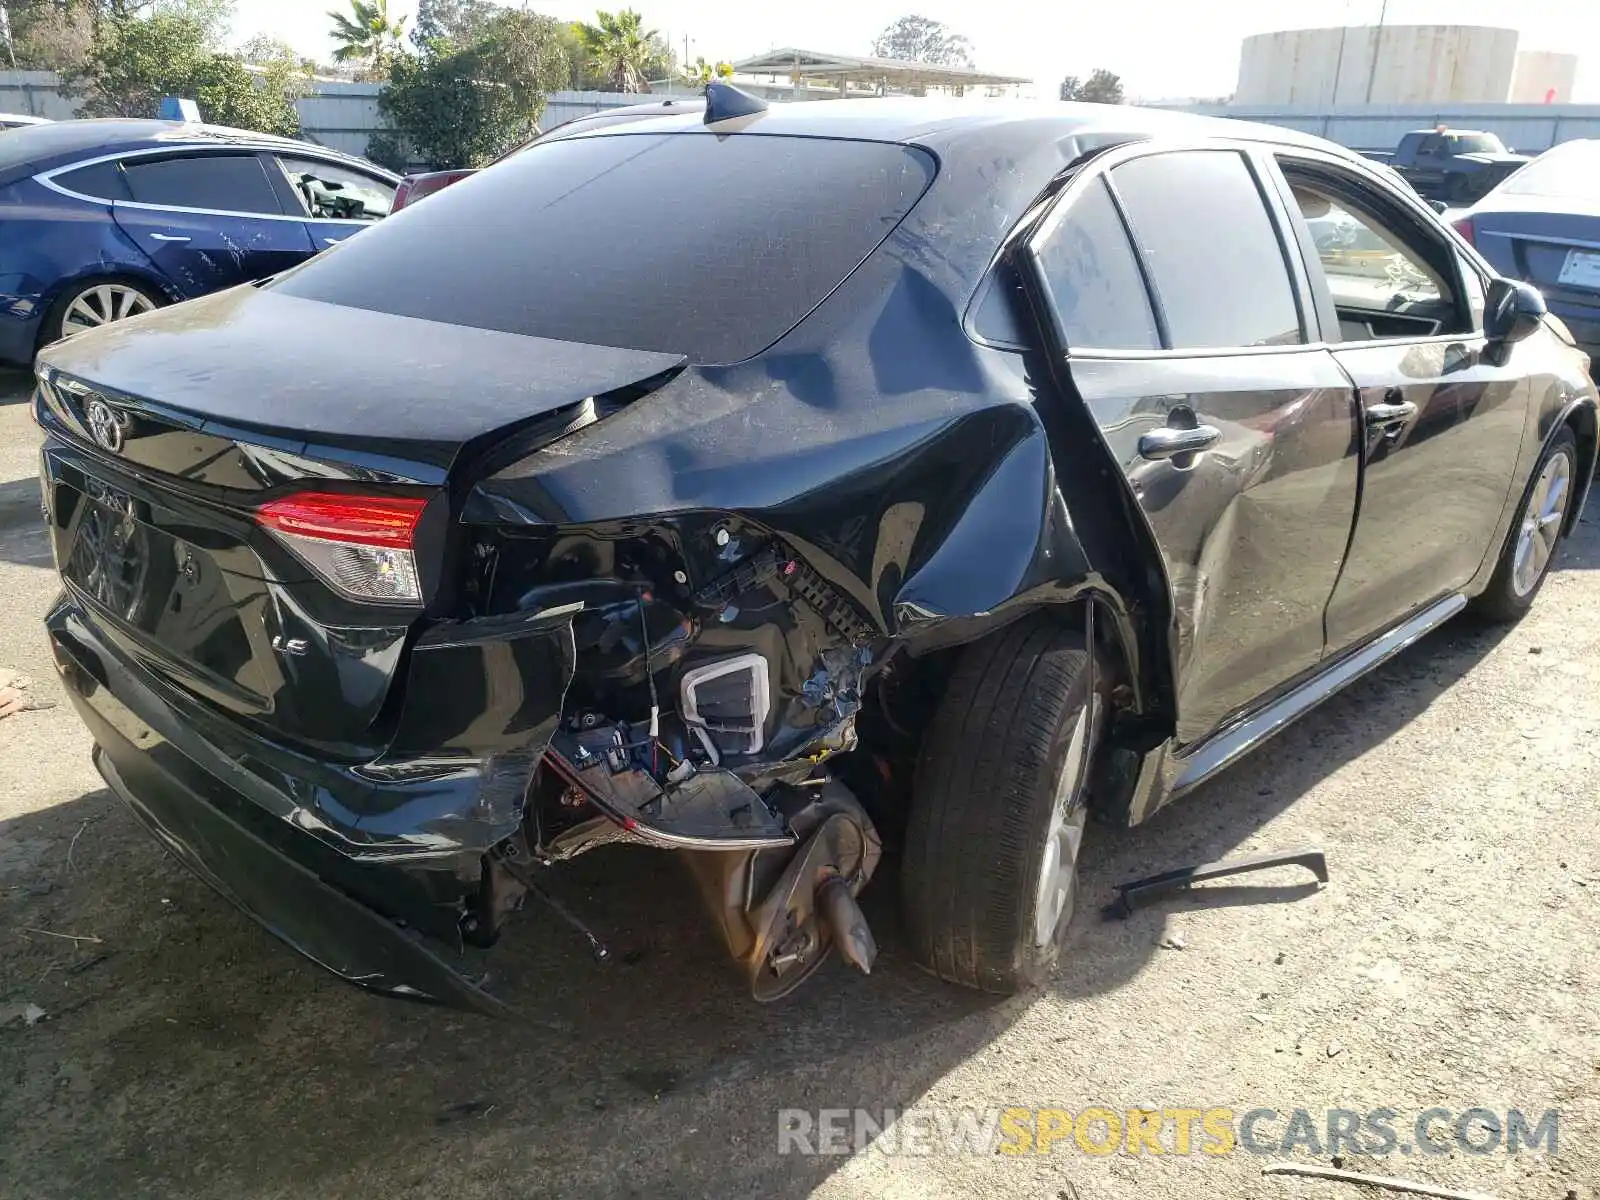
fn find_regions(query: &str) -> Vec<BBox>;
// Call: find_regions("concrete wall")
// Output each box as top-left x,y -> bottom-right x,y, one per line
1509,51 -> 1578,105
1184,102 -> 1600,153
1237,25 -> 1520,106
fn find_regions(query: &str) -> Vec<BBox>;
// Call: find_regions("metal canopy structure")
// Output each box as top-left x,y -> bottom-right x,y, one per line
731,48 -> 1031,96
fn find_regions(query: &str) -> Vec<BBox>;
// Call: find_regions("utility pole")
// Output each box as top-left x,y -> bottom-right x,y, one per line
1363,0 -> 1390,104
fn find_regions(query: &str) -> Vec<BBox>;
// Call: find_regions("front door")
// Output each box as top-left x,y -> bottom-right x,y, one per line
1275,156 -> 1531,651
111,151 -> 314,294
266,153 -> 396,255
1022,146 -> 1363,746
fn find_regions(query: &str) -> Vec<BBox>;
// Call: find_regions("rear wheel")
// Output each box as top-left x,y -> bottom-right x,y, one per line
1472,426 -> 1577,622
41,278 -> 162,350
901,613 -> 1107,994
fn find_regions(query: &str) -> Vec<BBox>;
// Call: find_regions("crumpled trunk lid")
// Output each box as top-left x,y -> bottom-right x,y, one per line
36,285 -> 684,754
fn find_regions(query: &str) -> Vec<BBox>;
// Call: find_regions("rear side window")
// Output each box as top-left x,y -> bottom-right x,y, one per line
1111,151 -> 1303,349
1030,177 -> 1159,351
53,159 -> 132,202
122,154 -> 283,216
273,133 -> 935,364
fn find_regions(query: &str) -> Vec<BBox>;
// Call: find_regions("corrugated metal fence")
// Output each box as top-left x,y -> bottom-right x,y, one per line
1179,102 -> 1600,153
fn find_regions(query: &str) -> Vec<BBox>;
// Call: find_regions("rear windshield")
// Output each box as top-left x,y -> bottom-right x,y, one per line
1502,140 -> 1600,197
273,132 -> 936,364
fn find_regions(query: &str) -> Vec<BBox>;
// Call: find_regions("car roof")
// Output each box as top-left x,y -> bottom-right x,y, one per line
0,118 -> 390,184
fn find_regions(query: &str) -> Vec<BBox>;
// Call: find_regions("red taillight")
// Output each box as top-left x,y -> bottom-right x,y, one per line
256,493 -> 428,604
1451,216 -> 1476,247
257,493 -> 426,547
391,179 -> 415,212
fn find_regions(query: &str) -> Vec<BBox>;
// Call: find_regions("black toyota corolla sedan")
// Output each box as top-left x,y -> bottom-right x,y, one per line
34,86 -> 1598,1012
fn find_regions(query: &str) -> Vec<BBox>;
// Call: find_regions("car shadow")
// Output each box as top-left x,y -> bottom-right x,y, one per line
0,519 -> 1587,1199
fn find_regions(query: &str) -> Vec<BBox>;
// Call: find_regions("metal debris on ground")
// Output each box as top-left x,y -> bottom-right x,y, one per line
1108,847 -> 1330,917
1262,1161 -> 1503,1200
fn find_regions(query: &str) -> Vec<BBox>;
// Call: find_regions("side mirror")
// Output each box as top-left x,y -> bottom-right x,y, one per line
1428,199 -> 1448,215
1485,277 -> 1545,346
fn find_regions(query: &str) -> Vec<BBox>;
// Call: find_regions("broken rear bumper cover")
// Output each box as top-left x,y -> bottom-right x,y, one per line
47,596 -> 517,1014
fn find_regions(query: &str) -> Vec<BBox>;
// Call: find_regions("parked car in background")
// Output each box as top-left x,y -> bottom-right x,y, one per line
1363,128 -> 1531,205
35,91 -> 1596,1014
0,113 -> 52,129
390,97 -> 705,211
1453,139 -> 1600,369
0,119 -> 398,364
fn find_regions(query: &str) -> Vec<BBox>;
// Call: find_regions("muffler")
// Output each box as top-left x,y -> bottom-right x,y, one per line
681,778 -> 882,1001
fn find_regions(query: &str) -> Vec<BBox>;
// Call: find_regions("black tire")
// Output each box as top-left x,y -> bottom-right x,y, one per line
38,277 -> 163,355
901,612 -> 1107,994
1471,426 -> 1578,623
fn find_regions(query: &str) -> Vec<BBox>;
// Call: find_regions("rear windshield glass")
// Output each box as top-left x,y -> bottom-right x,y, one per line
272,133 -> 936,364
1503,140 -> 1600,197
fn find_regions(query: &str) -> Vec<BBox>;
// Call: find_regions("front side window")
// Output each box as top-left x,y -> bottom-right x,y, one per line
121,153 -> 283,215
275,155 -> 394,221
1030,177 -> 1160,351
1283,164 -> 1463,342
1110,150 -> 1303,350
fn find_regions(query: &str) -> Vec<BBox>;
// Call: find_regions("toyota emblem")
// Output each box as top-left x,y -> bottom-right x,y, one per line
84,398 -> 126,454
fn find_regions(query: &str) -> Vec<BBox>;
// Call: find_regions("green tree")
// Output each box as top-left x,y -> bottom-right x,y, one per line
681,56 -> 733,88
871,14 -> 972,67
76,8 -> 302,135
376,9 -> 567,169
410,0 -> 494,48
1059,69 -> 1124,104
570,8 -> 657,94
4,0 -> 97,72
328,0 -> 405,73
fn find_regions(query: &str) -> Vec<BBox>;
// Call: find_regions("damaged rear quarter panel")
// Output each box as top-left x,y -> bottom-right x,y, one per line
459,213 -> 1143,735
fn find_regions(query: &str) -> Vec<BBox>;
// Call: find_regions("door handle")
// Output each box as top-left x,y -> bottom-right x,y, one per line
1365,400 -> 1417,426
147,233 -> 190,242
1138,424 -> 1222,461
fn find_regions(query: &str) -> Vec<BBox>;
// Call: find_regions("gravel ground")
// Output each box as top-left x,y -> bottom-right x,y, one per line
2,374 -> 1598,1200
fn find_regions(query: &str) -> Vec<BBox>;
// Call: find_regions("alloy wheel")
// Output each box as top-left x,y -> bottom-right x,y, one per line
1511,448 -> 1573,598
61,284 -> 156,338
1032,696 -> 1097,947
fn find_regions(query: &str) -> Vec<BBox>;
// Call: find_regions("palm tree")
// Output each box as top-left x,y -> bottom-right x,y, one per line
571,9 -> 657,94
682,57 -> 735,89
328,0 -> 407,72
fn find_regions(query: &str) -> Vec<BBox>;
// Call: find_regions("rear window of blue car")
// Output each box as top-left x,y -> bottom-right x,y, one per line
272,132 -> 937,364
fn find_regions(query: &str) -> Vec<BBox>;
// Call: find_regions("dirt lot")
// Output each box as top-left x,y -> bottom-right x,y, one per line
3,373 -> 1598,1200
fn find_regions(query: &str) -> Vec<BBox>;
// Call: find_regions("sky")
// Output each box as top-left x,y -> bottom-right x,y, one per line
231,0 -> 1600,102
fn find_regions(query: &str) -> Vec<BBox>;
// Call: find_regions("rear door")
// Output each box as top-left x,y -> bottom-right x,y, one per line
1021,144 -> 1362,746
265,153 -> 396,253
111,150 -> 314,291
1273,152 -> 1531,652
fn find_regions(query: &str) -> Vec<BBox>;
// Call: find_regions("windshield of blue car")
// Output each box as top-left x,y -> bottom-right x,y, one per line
1501,140 -> 1600,198
273,133 -> 936,364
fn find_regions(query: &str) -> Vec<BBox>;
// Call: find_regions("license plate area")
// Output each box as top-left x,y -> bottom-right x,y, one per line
1557,248 -> 1600,291
56,476 -> 275,710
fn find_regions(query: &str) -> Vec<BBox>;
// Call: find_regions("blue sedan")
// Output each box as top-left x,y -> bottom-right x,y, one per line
0,119 -> 399,364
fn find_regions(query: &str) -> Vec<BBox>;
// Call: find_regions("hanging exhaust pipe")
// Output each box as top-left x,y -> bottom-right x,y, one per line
680,777 -> 881,1001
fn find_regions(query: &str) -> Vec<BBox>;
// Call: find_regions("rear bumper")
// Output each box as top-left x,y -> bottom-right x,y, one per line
46,596 -> 516,1015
